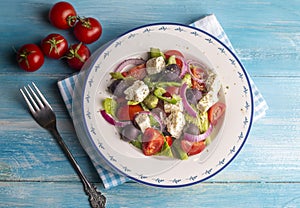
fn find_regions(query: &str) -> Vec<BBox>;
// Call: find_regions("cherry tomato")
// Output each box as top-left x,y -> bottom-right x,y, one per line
165,135 -> 173,146
142,128 -> 164,156
41,33 -> 68,59
191,67 -> 207,91
116,104 -> 144,121
65,43 -> 91,70
164,50 -> 184,58
208,102 -> 226,126
181,140 -> 206,156
121,63 -> 147,80
164,49 -> 184,68
49,1 -> 77,30
73,17 -> 102,44
17,44 -> 44,72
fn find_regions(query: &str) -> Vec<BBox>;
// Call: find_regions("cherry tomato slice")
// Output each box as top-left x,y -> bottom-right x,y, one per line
17,44 -> 44,72
208,102 -> 226,126
121,63 -> 147,80
41,33 -> 68,59
164,50 -> 184,58
142,128 -> 164,156
191,67 -> 207,91
165,135 -> 173,146
164,50 -> 184,69
73,17 -> 102,44
181,140 -> 206,156
116,104 -> 144,121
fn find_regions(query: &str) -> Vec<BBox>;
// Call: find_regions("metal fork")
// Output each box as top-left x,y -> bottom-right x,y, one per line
20,82 -> 106,208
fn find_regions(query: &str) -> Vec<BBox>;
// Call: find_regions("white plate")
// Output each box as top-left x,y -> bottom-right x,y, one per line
79,23 -> 253,187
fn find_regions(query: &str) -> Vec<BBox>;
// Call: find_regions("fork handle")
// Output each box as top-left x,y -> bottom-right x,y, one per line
50,127 -> 106,208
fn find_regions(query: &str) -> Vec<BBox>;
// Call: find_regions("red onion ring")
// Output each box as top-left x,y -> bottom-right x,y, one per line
180,83 -> 198,117
100,110 -> 131,127
174,55 -> 187,78
114,58 -> 146,72
183,124 -> 213,142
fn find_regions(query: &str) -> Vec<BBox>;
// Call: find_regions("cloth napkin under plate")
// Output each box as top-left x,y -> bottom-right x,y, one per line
57,14 -> 268,189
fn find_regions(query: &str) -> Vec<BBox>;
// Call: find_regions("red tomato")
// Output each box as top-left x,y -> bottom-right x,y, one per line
191,67 -> 206,91
17,44 -> 44,72
73,17 -> 102,44
164,50 -> 184,58
116,104 -> 144,121
165,135 -> 173,146
49,1 -> 77,30
121,63 -> 147,80
66,43 -> 91,70
181,140 -> 206,156
208,102 -> 226,126
176,59 -> 183,69
164,49 -> 184,68
41,33 -> 68,59
142,128 -> 165,156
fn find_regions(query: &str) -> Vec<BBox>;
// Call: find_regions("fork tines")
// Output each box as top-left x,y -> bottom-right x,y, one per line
20,82 -> 52,114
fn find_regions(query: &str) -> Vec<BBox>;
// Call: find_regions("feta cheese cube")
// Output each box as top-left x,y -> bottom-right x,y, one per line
146,56 -> 166,75
165,111 -> 186,139
164,100 -> 183,113
197,92 -> 219,112
124,80 -> 150,103
134,113 -> 151,133
197,71 -> 221,112
206,71 -> 221,93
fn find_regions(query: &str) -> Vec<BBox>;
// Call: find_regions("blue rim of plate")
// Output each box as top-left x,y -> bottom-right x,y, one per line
80,22 -> 254,188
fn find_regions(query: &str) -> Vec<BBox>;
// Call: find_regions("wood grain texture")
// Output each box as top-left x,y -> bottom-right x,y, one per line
1,182 -> 300,208
1,0 -> 300,207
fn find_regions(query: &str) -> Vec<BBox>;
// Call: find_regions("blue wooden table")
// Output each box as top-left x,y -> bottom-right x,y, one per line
1,0 -> 300,207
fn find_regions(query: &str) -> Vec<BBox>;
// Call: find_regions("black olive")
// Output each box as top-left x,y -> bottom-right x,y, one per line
120,124 -> 141,142
161,64 -> 181,81
108,79 -> 135,97
107,79 -> 122,94
186,88 -> 203,104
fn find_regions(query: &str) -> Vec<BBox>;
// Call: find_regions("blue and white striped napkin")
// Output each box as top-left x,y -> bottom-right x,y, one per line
57,14 -> 268,189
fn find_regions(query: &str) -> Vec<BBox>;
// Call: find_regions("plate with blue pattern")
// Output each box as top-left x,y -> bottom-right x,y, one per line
77,23 -> 253,187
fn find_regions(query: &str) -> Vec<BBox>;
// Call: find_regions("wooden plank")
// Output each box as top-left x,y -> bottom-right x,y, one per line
1,181 -> 300,207
2,0 -> 300,77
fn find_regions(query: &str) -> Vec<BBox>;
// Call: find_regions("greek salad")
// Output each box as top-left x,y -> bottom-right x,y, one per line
100,48 -> 226,160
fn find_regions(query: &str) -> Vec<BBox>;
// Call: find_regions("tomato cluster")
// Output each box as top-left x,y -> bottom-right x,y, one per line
16,1 -> 102,72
